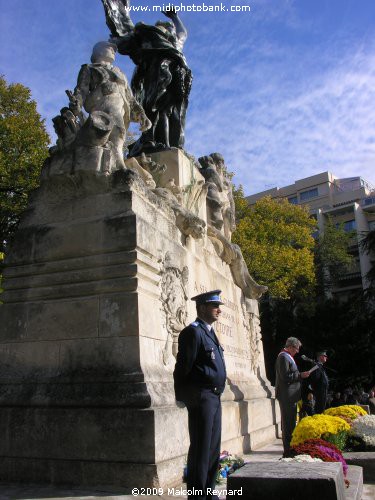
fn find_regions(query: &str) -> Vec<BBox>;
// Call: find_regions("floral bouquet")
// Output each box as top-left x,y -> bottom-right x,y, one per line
324,405 -> 367,421
349,414 -> 375,450
291,414 -> 350,447
184,450 -> 245,484
322,406 -> 368,449
291,439 -> 348,475
216,450 -> 245,483
290,438 -> 349,487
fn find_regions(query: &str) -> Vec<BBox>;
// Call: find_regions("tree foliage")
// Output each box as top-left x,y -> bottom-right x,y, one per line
232,191 -> 316,299
315,216 -> 354,289
300,295 -> 375,388
0,76 -> 50,251
232,189 -> 372,387
360,229 -> 375,288
0,251 -> 3,293
317,216 -> 354,268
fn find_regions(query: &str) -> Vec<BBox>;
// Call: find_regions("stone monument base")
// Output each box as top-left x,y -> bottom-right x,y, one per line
0,150 -> 279,488
0,406 -> 186,488
0,400 -> 278,489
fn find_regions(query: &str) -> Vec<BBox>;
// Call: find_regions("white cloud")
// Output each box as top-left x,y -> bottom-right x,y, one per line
186,37 -> 375,195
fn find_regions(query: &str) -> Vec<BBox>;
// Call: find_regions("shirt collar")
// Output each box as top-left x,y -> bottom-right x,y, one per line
197,317 -> 212,331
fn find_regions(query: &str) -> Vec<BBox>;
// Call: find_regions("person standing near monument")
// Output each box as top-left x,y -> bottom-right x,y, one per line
300,391 -> 315,417
368,389 -> 375,414
309,350 -> 329,414
173,290 -> 226,500
275,337 -> 311,457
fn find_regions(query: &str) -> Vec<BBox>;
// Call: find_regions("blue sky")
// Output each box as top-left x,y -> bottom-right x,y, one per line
1,0 -> 375,195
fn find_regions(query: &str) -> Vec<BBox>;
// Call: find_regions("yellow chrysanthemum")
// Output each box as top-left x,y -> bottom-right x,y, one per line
291,414 -> 350,446
324,405 -> 367,420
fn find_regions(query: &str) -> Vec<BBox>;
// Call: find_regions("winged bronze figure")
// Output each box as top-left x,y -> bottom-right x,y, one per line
101,0 -> 134,36
100,0 -> 192,156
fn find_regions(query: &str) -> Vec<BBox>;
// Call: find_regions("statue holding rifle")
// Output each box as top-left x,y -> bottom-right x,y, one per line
100,0 -> 192,156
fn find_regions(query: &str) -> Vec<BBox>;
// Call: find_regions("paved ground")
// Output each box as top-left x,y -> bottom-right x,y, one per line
0,440 -> 373,499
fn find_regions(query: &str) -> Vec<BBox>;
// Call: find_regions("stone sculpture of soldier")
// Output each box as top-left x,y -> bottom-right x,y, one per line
68,40 -> 151,169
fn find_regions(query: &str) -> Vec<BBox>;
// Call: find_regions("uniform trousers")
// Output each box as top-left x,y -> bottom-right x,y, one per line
314,389 -> 328,414
186,388 -> 221,500
278,397 -> 297,456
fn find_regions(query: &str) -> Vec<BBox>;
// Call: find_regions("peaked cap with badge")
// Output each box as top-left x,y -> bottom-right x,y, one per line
191,289 -> 224,305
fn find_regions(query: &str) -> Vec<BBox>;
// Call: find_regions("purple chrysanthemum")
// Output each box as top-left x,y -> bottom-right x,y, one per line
317,445 -> 348,475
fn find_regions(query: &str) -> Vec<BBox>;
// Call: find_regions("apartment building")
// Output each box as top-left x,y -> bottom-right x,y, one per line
246,172 -> 375,297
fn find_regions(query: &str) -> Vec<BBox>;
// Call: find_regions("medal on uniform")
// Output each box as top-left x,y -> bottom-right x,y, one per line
211,350 -> 215,360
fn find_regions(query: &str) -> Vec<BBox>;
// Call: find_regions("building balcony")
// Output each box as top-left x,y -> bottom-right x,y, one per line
337,271 -> 362,282
361,196 -> 375,212
334,177 -> 374,194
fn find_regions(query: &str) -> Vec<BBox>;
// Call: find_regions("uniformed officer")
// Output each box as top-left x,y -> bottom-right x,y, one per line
310,350 -> 329,413
173,290 -> 227,500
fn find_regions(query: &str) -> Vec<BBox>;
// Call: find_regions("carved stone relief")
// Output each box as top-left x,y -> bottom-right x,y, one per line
153,188 -> 206,240
198,153 -> 236,240
160,253 -> 189,365
241,298 -> 262,375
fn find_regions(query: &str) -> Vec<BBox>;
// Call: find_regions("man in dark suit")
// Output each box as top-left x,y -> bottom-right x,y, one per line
275,337 -> 311,457
310,350 -> 329,414
173,290 -> 227,500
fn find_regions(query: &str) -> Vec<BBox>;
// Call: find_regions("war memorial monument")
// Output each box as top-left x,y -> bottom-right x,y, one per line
0,1 -> 280,489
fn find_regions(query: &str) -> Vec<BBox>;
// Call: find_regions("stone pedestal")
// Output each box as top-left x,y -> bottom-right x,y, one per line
227,462 -> 349,500
344,452 -> 375,481
0,150 -> 279,488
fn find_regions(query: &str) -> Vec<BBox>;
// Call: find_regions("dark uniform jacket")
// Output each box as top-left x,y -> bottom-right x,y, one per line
310,363 -> 329,391
173,318 -> 226,406
310,362 -> 329,412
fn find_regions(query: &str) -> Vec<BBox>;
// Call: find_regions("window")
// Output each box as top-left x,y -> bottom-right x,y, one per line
288,196 -> 298,205
335,220 -> 356,232
300,188 -> 318,201
344,220 -> 356,232
364,196 -> 375,206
